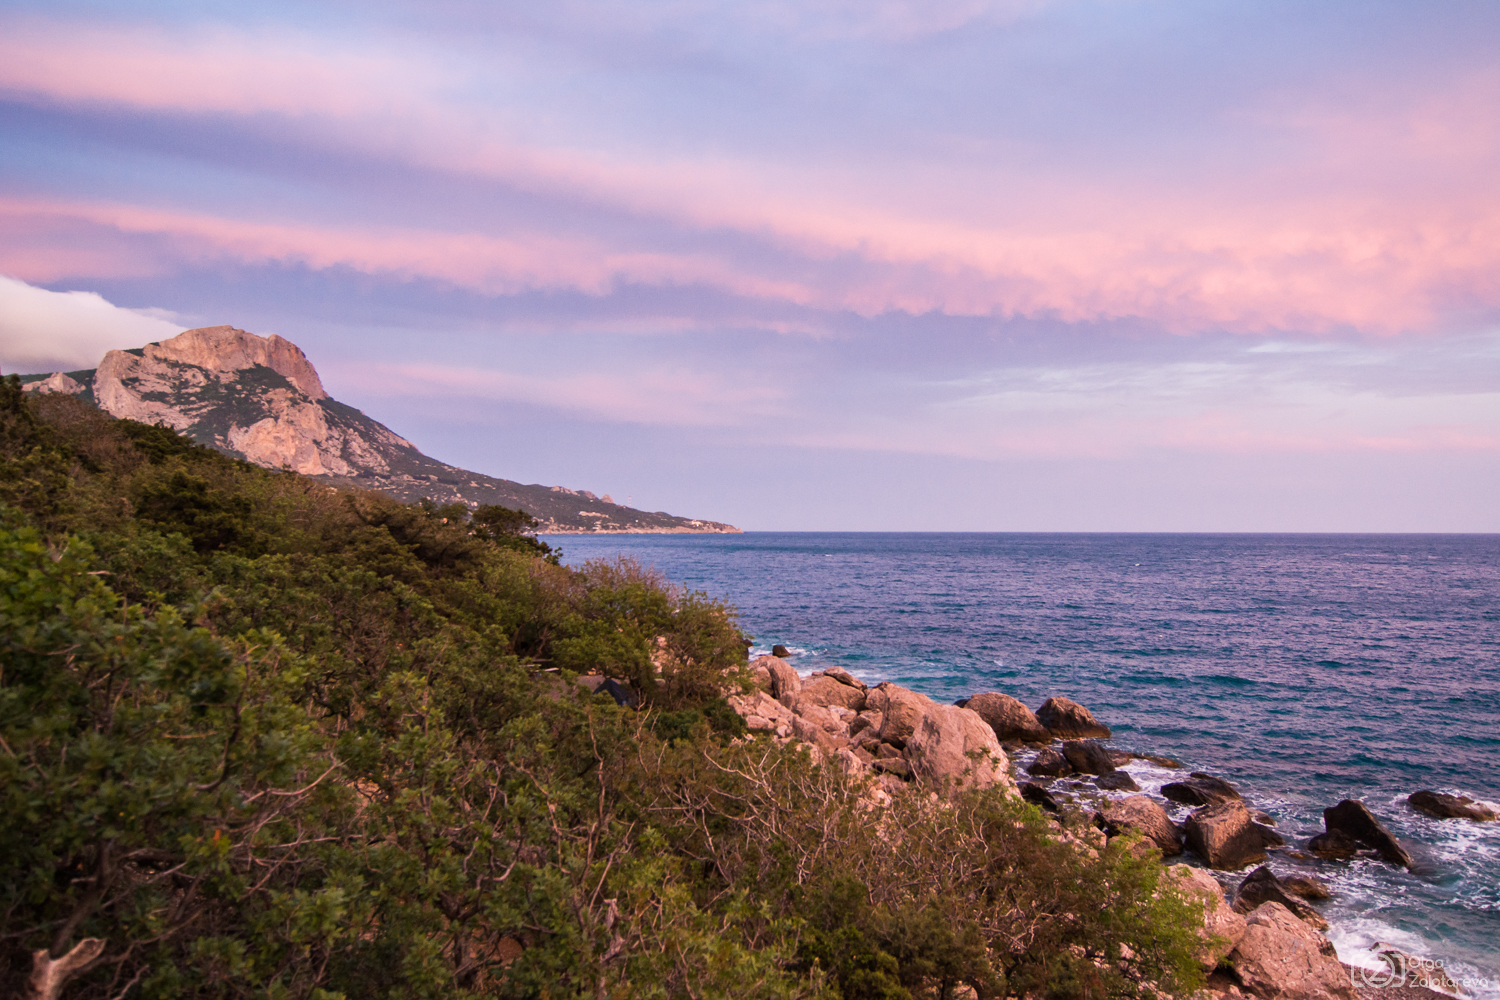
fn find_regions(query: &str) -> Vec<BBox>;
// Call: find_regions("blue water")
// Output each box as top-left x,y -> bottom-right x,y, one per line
546,533 -> 1500,991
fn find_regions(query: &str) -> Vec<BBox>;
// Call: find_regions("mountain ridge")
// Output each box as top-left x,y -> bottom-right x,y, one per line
13,325 -> 740,534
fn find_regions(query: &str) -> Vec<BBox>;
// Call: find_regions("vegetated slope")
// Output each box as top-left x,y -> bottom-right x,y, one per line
0,378 -> 1204,1000
15,324 -> 739,534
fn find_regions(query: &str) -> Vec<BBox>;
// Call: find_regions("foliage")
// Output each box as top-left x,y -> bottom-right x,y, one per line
0,381 -> 1206,1000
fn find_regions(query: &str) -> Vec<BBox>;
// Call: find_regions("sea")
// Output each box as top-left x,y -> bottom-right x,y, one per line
544,532 -> 1500,994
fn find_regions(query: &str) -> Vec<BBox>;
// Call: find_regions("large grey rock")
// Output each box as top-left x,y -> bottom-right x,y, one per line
1035,696 -> 1111,738
1184,800 -> 1269,870
796,674 -> 867,712
1061,739 -> 1117,775
1099,796 -> 1183,856
1323,800 -> 1413,868
1228,902 -> 1356,1000
1408,790 -> 1497,822
1281,875 -> 1333,901
1094,770 -> 1140,792
1026,747 -> 1072,777
1232,866 -> 1329,931
1305,829 -> 1358,860
905,703 -> 1014,793
1168,864 -> 1246,971
1161,773 -> 1243,807
965,692 -> 1049,744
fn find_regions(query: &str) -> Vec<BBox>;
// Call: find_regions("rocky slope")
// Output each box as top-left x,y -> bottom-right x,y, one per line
14,325 -> 739,534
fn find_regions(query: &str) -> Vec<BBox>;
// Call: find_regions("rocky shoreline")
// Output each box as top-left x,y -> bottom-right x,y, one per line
724,655 -> 1488,1000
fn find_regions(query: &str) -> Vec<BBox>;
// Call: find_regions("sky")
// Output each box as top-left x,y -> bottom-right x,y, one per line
1,0 -> 1498,531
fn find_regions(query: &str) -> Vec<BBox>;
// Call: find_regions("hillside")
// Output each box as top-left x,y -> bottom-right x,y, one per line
14,325 -> 739,534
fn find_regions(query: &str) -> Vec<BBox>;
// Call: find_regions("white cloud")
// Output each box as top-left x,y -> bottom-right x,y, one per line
0,275 -> 186,373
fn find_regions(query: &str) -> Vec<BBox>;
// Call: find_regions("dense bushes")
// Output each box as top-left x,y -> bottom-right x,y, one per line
0,377 -> 1204,1000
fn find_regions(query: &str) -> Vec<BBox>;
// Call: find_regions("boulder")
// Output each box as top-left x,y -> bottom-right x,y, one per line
964,692 -> 1050,744
1136,752 -> 1185,768
771,644 -> 792,658
1232,866 -> 1329,931
745,659 -> 774,693
865,683 -> 932,747
1106,749 -> 1134,768
754,655 -> 801,708
796,675 -> 867,712
1026,747 -> 1072,778
1168,864 -> 1246,970
849,711 -> 882,738
1035,696 -> 1111,738
1228,902 -> 1356,1000
1184,800 -> 1269,870
1305,830 -> 1358,861
1323,800 -> 1413,868
1020,782 -> 1061,813
872,757 -> 911,779
1161,773 -> 1242,807
1256,824 -> 1286,848
1281,875 -> 1332,901
793,701 -> 846,734
1100,796 -> 1183,856
1408,790 -> 1497,822
821,666 -> 867,691
1061,739 -> 1117,775
905,703 -> 1014,792
1095,770 -> 1140,792
790,715 -> 841,752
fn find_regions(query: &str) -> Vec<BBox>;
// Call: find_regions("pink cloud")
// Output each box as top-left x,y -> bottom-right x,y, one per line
4,18 -> 1500,334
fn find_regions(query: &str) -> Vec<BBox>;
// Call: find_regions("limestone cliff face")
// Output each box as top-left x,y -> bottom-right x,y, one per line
15,324 -> 740,533
87,326 -> 415,477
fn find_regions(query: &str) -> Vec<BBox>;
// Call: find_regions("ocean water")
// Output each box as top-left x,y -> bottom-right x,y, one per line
546,532 -> 1500,993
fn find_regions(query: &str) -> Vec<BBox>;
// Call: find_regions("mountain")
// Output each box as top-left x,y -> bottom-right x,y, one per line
13,325 -> 739,534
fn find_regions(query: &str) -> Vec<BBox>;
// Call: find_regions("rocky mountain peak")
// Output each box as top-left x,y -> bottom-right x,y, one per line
14,325 -> 739,534
131,325 -> 328,400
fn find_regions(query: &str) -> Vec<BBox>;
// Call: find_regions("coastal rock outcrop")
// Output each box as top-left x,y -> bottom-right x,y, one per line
759,656 -> 802,708
1161,773 -> 1242,807
1168,864 -> 1246,970
1408,790 -> 1497,822
1061,739 -> 1116,775
1099,796 -> 1183,856
1026,747 -> 1071,778
964,692 -> 1049,744
1227,902 -> 1357,1000
1184,800 -> 1269,870
1094,770 -> 1139,791
1322,800 -> 1413,868
1035,696 -> 1111,738
796,674 -> 867,712
904,702 -> 1013,791
1232,866 -> 1329,931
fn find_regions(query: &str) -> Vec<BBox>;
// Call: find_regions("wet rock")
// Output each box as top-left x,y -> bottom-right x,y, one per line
1184,800 -> 1269,870
1061,739 -> 1117,775
1255,824 -> 1286,848
1305,829 -> 1358,860
1408,790 -> 1497,822
771,644 -> 792,658
1253,810 -> 1277,826
1035,696 -> 1111,738
1232,866 -> 1329,931
1227,903 -> 1356,1000
1106,749 -> 1134,768
1100,795 -> 1183,856
1020,782 -> 1061,813
1281,874 -> 1333,901
1135,753 -> 1185,768
965,691 -> 1050,744
1161,773 -> 1243,807
1323,800 -> 1413,868
1095,770 -> 1140,792
796,675 -> 867,712
1168,865 -> 1246,970
1026,747 -> 1072,778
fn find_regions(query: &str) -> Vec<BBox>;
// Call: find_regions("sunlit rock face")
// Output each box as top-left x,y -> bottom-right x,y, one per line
17,324 -> 740,533
88,326 -> 415,477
